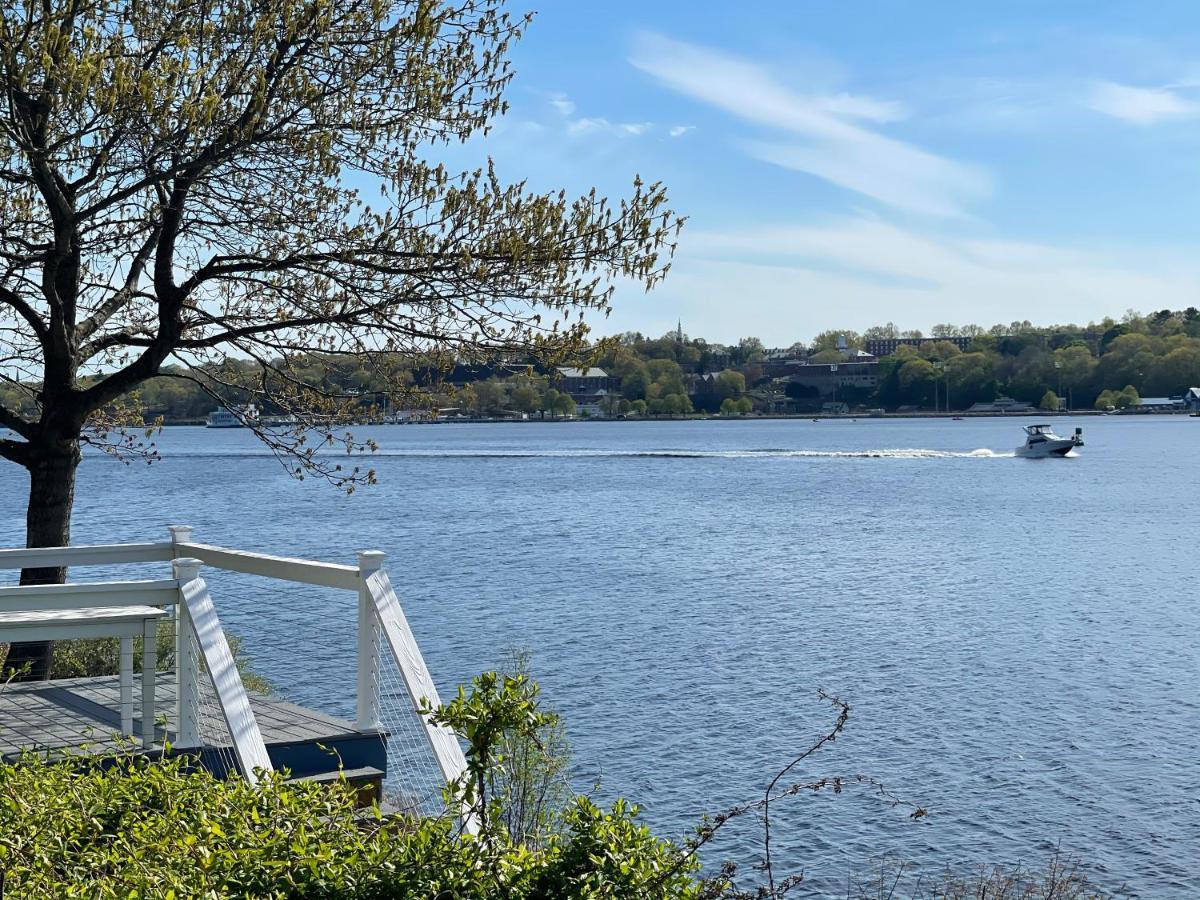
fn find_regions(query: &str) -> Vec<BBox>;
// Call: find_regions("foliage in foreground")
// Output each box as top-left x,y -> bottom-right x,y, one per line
0,751 -> 701,899
0,667 -> 702,899
0,670 -> 1121,899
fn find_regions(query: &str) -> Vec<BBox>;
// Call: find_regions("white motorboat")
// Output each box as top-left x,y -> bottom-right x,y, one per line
1016,423 -> 1082,458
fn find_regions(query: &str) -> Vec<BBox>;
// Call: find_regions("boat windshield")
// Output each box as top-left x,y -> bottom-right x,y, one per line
1023,424 -> 1054,436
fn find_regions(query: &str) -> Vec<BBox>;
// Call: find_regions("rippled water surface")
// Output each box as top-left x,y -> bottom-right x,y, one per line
1,417 -> 1197,895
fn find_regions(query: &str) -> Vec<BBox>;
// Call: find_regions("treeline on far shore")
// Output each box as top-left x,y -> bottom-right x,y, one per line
4,308 -> 1199,422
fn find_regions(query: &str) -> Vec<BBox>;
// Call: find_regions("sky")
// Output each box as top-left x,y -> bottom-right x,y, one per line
445,0 -> 1200,345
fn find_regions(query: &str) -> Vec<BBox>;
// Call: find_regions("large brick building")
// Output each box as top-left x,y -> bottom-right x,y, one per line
864,336 -> 974,357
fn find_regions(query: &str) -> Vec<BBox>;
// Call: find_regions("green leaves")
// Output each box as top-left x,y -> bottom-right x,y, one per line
0,669 -> 705,898
0,0 -> 680,492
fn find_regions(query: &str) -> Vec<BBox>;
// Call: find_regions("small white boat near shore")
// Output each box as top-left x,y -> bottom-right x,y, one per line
1015,423 -> 1083,458
205,403 -> 258,428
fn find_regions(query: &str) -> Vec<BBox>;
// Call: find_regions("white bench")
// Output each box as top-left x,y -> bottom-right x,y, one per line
0,605 -> 166,747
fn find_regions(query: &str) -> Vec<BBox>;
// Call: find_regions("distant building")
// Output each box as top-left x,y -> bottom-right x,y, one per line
763,345 -> 803,360
1186,388 -> 1200,411
865,336 -> 974,357
573,391 -> 615,418
1131,396 -> 1184,413
555,367 -> 618,396
555,367 -> 619,417
835,335 -> 875,361
967,396 -> 1034,413
785,360 -> 879,400
759,358 -> 808,379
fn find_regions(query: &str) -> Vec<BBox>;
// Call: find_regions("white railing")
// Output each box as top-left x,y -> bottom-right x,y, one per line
0,579 -> 179,612
172,556 -> 272,779
0,542 -> 175,569
0,526 -> 469,804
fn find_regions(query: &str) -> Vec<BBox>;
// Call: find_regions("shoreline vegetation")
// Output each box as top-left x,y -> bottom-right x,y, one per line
149,406 -> 1179,427
8,309 -> 1196,428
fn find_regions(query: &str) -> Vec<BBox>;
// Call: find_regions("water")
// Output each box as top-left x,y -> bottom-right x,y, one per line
1,416 -> 1197,895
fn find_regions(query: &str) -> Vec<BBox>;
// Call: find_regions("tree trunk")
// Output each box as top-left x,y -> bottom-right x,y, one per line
5,438 -> 81,682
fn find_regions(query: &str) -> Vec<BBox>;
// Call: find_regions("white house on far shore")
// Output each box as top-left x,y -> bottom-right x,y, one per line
967,396 -> 1034,413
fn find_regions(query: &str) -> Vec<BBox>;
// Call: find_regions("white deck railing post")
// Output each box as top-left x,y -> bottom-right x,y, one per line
170,528 -> 195,748
167,524 -> 194,546
172,555 -> 202,749
176,558 -> 273,782
355,551 -> 385,731
141,615 -> 158,748
119,636 -> 134,736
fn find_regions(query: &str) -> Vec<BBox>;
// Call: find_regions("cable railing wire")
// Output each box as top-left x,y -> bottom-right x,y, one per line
0,539 -> 460,820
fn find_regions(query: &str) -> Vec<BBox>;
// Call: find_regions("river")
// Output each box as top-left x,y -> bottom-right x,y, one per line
1,416 -> 1196,895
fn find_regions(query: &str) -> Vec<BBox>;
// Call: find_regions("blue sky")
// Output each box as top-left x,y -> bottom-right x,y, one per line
456,1 -> 1200,344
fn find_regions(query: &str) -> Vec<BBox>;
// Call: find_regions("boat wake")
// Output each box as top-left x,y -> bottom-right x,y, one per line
121,447 -> 1015,461
354,447 -> 1015,460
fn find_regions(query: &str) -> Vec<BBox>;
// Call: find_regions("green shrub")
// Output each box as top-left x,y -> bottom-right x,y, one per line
0,670 -> 703,899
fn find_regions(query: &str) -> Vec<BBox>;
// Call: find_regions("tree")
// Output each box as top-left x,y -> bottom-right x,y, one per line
713,369 -> 745,400
1094,389 -> 1117,411
719,397 -> 737,415
1039,390 -> 1060,411
665,393 -> 692,415
727,336 -> 765,365
0,0 -> 679,678
1115,384 -> 1140,409
897,358 -> 935,405
510,385 -> 540,415
944,352 -> 996,409
735,397 -> 753,415
619,366 -> 651,401
553,392 -> 575,418
1053,345 -> 1095,398
470,380 -> 504,416
598,393 -> 621,418
862,323 -> 899,340
810,330 -> 862,352
919,341 -> 962,361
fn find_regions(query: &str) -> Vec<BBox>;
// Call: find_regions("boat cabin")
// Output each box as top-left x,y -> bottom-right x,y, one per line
1023,423 -> 1057,440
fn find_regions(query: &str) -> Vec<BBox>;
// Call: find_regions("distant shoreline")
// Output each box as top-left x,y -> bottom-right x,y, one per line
153,408 -> 1193,426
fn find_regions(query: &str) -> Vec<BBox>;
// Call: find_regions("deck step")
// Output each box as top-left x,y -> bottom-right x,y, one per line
287,766 -> 385,807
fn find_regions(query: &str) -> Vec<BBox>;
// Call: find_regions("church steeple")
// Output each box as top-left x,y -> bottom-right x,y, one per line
676,319 -> 684,344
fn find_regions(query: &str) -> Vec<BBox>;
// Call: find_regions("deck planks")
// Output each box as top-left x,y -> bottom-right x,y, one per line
0,672 -> 369,761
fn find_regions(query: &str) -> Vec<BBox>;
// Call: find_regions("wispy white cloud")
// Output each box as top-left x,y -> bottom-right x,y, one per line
547,92 -> 576,116
629,33 -> 989,217
1087,80 -> 1200,124
566,116 -> 655,138
817,93 -> 908,123
622,216 -> 1200,340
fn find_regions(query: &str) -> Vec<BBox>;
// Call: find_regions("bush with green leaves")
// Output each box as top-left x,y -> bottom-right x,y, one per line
0,670 -> 704,899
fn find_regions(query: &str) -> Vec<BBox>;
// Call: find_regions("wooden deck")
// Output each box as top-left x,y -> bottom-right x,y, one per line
0,672 -> 388,782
